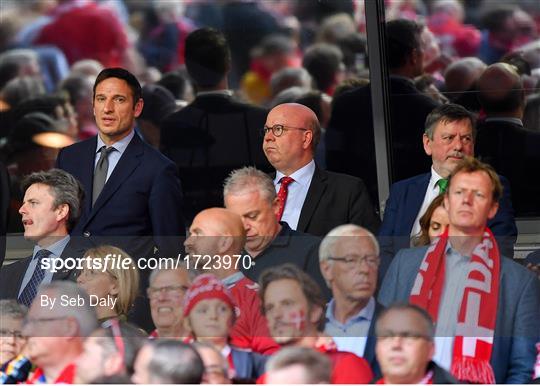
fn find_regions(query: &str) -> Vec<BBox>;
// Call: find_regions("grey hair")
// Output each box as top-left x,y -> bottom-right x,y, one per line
38,281 -> 98,336
270,67 -> 312,96
266,346 -> 332,384
319,224 -> 380,263
21,169 -> 84,232
148,261 -> 200,287
147,340 -> 204,384
223,167 -> 276,204
0,299 -> 27,319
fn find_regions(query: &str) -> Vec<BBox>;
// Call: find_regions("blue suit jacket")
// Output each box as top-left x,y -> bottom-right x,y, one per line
55,133 -> 185,261
378,246 -> 540,384
378,172 -> 517,279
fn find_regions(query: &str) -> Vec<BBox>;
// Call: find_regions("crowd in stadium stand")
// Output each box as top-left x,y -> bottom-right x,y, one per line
0,0 -> 539,384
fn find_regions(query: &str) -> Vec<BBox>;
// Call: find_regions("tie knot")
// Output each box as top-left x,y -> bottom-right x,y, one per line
436,178 -> 449,194
99,146 -> 115,156
34,249 -> 51,261
280,176 -> 294,188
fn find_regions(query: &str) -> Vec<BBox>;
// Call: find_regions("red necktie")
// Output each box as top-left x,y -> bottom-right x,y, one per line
276,176 -> 294,221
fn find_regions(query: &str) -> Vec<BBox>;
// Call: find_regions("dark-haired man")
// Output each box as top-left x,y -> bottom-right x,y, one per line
160,28 -> 270,221
0,169 -> 84,305
56,67 -> 185,262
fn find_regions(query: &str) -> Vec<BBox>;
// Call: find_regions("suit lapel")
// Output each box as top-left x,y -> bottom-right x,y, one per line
403,173 -> 431,233
297,166 -> 327,232
83,134 -> 143,227
79,137 -> 99,217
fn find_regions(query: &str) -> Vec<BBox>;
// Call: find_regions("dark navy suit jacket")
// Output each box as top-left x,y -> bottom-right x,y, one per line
55,133 -> 185,261
378,172 -> 517,279
378,246 -> 540,384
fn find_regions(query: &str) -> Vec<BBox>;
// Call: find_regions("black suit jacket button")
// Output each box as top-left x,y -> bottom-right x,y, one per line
83,231 -> 91,237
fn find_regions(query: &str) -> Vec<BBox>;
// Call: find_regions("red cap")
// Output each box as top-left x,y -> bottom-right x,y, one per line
183,274 -> 236,317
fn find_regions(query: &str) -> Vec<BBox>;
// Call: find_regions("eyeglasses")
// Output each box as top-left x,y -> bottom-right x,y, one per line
262,124 -> 307,137
378,331 -> 432,343
102,318 -> 125,371
328,254 -> 380,269
0,329 -> 24,339
147,285 -> 188,299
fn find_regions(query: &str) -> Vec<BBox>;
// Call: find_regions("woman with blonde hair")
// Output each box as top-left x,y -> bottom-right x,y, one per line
76,245 -> 139,323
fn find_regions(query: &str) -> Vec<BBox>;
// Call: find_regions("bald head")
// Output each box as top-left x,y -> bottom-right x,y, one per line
185,208 -> 246,257
478,63 -> 525,116
263,103 -> 321,175
444,57 -> 486,96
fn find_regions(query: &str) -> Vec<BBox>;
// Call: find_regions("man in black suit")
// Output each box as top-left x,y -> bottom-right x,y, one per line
475,62 -> 540,216
56,67 -> 185,262
0,169 -> 84,304
319,224 -> 384,378
326,19 -> 440,205
160,27 -> 271,221
263,103 -> 380,237
223,166 -> 328,299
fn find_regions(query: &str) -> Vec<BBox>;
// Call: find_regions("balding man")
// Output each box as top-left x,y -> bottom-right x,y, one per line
184,208 -> 278,355
475,62 -> 540,215
263,103 -> 380,237
443,57 -> 486,111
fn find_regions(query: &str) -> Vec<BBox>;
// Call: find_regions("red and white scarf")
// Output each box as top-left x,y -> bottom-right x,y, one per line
410,227 -> 500,384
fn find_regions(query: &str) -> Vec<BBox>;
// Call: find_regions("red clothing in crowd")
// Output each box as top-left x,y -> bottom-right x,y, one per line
228,276 -> 279,355
34,1 -> 129,66
26,363 -> 76,384
258,345 -> 374,384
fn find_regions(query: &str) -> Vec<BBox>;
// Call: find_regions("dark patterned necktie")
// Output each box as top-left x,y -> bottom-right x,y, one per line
18,249 -> 51,307
92,146 -> 115,206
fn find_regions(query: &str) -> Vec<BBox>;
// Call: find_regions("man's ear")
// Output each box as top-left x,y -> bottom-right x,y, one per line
423,133 -> 432,156
218,235 -> 233,255
487,200 -> 499,220
320,260 -> 333,288
272,197 -> 280,217
55,203 -> 69,224
133,98 -> 144,118
302,129 -> 313,150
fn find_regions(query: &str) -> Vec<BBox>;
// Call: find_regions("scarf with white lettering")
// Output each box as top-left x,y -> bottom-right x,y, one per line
410,227 -> 500,384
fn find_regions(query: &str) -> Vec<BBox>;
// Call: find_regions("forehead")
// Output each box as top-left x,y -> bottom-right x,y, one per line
24,183 -> 54,200
378,309 -> 428,334
192,298 -> 229,309
152,269 -> 190,286
94,77 -> 133,98
433,118 -> 472,136
225,189 -> 270,213
266,105 -> 307,127
451,170 -> 493,191
265,278 -> 305,303
333,233 -> 377,255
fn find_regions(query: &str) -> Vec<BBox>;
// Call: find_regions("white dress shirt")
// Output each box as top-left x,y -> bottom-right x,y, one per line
274,160 -> 315,230
410,167 -> 445,241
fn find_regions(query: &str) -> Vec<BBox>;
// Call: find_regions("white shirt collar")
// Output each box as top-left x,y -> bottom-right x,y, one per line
429,166 -> 445,191
96,129 -> 134,155
275,159 -> 316,187
196,90 -> 234,97
484,117 -> 523,126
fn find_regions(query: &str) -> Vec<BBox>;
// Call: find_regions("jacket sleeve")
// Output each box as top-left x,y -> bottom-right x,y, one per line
488,175 -> 517,258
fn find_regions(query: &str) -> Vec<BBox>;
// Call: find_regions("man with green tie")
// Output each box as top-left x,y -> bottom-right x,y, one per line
378,103 -> 517,280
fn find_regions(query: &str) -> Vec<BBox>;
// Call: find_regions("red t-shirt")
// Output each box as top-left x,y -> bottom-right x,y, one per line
258,346 -> 374,384
26,363 -> 76,384
228,276 -> 279,355
34,2 -> 128,66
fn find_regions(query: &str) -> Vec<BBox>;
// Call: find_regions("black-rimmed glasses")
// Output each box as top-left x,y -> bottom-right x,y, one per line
262,124 -> 308,137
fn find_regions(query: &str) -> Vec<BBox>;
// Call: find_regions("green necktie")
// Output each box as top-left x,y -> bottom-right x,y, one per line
436,178 -> 448,194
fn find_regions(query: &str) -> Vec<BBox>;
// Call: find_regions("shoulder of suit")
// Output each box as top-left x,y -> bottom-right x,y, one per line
288,227 -> 321,244
0,256 -> 32,272
500,255 -> 537,283
59,136 -> 95,153
390,173 -> 429,189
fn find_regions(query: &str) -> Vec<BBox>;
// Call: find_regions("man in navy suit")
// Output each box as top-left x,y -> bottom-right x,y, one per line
379,157 -> 539,384
56,68 -> 185,262
379,103 -> 516,279
319,224 -> 383,378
